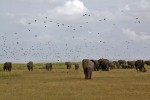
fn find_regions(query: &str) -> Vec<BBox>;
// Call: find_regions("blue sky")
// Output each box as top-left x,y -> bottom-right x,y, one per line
0,0 -> 150,62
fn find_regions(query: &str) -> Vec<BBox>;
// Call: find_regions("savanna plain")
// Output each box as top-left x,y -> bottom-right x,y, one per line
0,63 -> 150,100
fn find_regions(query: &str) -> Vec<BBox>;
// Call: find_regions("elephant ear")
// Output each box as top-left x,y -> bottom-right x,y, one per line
91,60 -> 97,65
91,59 -> 94,63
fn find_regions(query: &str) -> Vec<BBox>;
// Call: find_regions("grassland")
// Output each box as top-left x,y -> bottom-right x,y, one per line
0,63 -> 150,100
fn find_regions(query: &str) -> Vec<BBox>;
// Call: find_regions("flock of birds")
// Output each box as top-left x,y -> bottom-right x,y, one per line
0,10 -> 149,62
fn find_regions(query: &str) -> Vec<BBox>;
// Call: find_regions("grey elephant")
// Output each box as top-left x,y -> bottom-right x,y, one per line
127,61 -> 135,68
145,60 -> 150,66
135,60 -> 146,72
118,60 -> 126,68
98,58 -> 111,71
122,64 -> 131,69
4,62 -> 12,72
91,60 -> 100,71
113,61 -> 120,69
74,63 -> 79,70
27,61 -> 33,71
46,63 -> 52,71
82,59 -> 95,80
65,62 -> 72,73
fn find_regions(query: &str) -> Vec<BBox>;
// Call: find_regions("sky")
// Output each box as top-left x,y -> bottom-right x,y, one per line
0,0 -> 150,63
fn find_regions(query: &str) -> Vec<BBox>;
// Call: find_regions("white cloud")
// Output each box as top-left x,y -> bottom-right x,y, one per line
6,12 -> 15,17
48,0 -> 88,15
124,5 -> 131,11
123,29 -> 150,41
140,0 -> 150,9
47,0 -> 57,3
36,34 -> 52,41
119,4 -> 130,13
19,18 -> 28,26
19,0 -> 57,3
18,17 -> 44,27
128,0 -> 150,11
119,0 -> 150,13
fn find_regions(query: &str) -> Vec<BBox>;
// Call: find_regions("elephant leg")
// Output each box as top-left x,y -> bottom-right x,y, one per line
3,66 -> 6,71
84,68 -> 88,79
28,66 -> 30,71
136,68 -> 139,72
85,74 -> 88,79
89,72 -> 92,79
31,67 -> 33,71
141,67 -> 144,72
88,68 -> 92,79
8,67 -> 10,72
8,67 -> 10,71
67,69 -> 69,73
10,67 -> 12,72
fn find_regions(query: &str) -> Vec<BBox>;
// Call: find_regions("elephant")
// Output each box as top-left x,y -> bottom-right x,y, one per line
113,61 -> 120,69
74,63 -> 79,71
135,60 -> 146,72
118,60 -> 127,68
98,58 -> 111,71
46,63 -> 52,71
65,62 -> 72,73
122,64 -> 131,69
3,62 -> 12,72
127,61 -> 135,68
91,60 -> 100,71
108,61 -> 115,69
27,61 -> 33,71
145,60 -> 150,66
82,59 -> 95,80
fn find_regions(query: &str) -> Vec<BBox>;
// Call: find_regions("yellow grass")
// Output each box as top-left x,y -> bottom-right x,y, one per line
0,63 -> 150,100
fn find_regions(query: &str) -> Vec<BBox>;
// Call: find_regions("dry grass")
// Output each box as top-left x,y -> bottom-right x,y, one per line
0,63 -> 150,100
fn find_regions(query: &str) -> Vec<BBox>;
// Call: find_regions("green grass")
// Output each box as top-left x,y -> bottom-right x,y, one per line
0,63 -> 150,100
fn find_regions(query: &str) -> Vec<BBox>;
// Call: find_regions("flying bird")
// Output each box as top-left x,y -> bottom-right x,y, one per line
28,22 -> 31,24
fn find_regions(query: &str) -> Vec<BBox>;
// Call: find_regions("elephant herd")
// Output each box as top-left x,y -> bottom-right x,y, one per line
82,59 -> 149,80
2,61 -> 79,72
27,62 -> 53,72
2,59 -> 150,80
